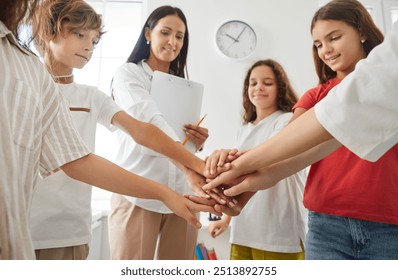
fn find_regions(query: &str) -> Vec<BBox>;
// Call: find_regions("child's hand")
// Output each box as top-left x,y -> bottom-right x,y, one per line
213,190 -> 255,217
163,191 -> 221,229
185,169 -> 236,207
183,124 -> 208,151
208,216 -> 231,238
205,149 -> 244,177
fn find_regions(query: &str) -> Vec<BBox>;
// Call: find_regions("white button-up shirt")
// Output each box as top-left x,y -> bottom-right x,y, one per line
0,21 -> 90,259
111,60 -> 191,213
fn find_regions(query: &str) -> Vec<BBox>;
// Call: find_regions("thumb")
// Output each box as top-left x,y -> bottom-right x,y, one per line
223,180 -> 250,196
183,211 -> 202,229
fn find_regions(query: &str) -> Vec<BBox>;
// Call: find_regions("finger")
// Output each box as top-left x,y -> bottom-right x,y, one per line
229,149 -> 239,156
198,190 -> 211,199
194,126 -> 209,135
185,194 -> 216,206
180,208 -> 202,229
218,151 -> 229,166
215,162 -> 231,175
203,171 -> 234,191
214,187 -> 237,208
205,154 -> 219,176
185,128 -> 208,140
194,187 -> 211,198
236,150 -> 246,156
193,203 -> 222,217
211,227 -> 223,238
214,203 -> 242,216
223,180 -> 251,196
205,189 -> 226,205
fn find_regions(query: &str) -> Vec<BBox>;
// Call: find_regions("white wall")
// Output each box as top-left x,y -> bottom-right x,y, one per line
146,0 -> 319,155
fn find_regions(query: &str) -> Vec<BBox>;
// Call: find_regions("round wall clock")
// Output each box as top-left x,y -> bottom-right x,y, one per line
215,20 -> 257,59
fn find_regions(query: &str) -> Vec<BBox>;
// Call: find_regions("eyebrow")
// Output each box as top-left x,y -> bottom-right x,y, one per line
159,26 -> 185,35
250,77 -> 274,81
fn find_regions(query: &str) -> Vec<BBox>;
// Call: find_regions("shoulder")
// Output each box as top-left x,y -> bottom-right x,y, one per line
305,78 -> 341,99
114,62 -> 142,77
295,78 -> 340,110
274,111 -> 292,123
271,111 -> 292,129
113,62 -> 149,86
236,123 -> 249,134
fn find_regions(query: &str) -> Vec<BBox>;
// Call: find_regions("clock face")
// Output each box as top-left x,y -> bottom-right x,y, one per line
216,20 -> 257,59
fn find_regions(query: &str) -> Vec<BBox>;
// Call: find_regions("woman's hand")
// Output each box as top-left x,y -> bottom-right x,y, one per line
183,124 -> 208,151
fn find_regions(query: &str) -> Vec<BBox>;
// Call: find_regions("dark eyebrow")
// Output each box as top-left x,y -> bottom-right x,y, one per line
250,77 -> 274,82
159,26 -> 185,35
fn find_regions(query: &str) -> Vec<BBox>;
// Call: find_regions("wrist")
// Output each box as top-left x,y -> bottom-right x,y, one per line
189,158 -> 205,176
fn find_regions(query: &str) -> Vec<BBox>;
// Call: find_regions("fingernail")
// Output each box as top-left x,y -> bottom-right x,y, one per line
196,222 -> 202,228
233,199 -> 238,204
228,202 -> 235,207
220,199 -> 226,204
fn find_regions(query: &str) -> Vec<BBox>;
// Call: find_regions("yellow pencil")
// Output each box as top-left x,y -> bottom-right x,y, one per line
182,114 -> 207,145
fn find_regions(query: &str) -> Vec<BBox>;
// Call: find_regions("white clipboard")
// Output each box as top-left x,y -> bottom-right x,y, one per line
150,71 -> 204,152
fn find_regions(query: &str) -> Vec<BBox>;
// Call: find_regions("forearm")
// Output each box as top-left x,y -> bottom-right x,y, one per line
232,108 -> 333,174
112,111 -> 205,175
61,153 -> 173,201
264,139 -> 341,183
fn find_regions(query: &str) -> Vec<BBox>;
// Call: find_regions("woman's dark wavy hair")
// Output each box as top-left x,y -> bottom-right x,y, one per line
242,59 -> 298,124
311,0 -> 384,84
126,5 -> 189,78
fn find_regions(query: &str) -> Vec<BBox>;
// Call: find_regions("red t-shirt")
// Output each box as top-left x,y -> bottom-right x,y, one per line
294,78 -> 398,225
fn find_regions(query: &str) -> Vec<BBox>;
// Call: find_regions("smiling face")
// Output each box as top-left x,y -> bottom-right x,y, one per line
248,65 -> 278,120
145,14 -> 186,71
47,28 -> 100,75
312,19 -> 366,79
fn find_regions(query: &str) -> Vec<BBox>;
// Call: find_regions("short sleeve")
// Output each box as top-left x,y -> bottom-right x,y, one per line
39,79 -> 90,178
314,21 -> 398,161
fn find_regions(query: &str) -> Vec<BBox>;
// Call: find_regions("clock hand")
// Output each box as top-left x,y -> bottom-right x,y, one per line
235,26 -> 247,42
225,33 -> 238,42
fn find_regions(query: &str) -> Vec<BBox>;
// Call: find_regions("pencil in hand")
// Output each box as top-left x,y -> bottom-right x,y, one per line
182,114 -> 207,145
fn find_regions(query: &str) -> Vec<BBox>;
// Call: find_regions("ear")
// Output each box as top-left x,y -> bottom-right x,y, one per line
360,33 -> 367,43
144,27 -> 151,43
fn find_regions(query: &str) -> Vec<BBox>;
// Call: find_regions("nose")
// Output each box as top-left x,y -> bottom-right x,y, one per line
320,42 -> 332,56
255,83 -> 264,91
84,44 -> 94,52
168,36 -> 177,46
84,39 -> 95,52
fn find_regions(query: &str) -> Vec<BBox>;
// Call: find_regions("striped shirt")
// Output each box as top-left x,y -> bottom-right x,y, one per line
0,21 -> 90,259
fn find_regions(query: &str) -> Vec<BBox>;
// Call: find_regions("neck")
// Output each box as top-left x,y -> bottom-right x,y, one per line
146,57 -> 170,73
44,56 -> 74,84
253,108 -> 277,125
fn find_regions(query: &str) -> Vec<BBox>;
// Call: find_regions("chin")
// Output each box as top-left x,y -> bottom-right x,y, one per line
74,64 -> 86,69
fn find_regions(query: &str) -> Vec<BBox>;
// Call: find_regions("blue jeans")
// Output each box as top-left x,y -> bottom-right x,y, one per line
306,211 -> 398,260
